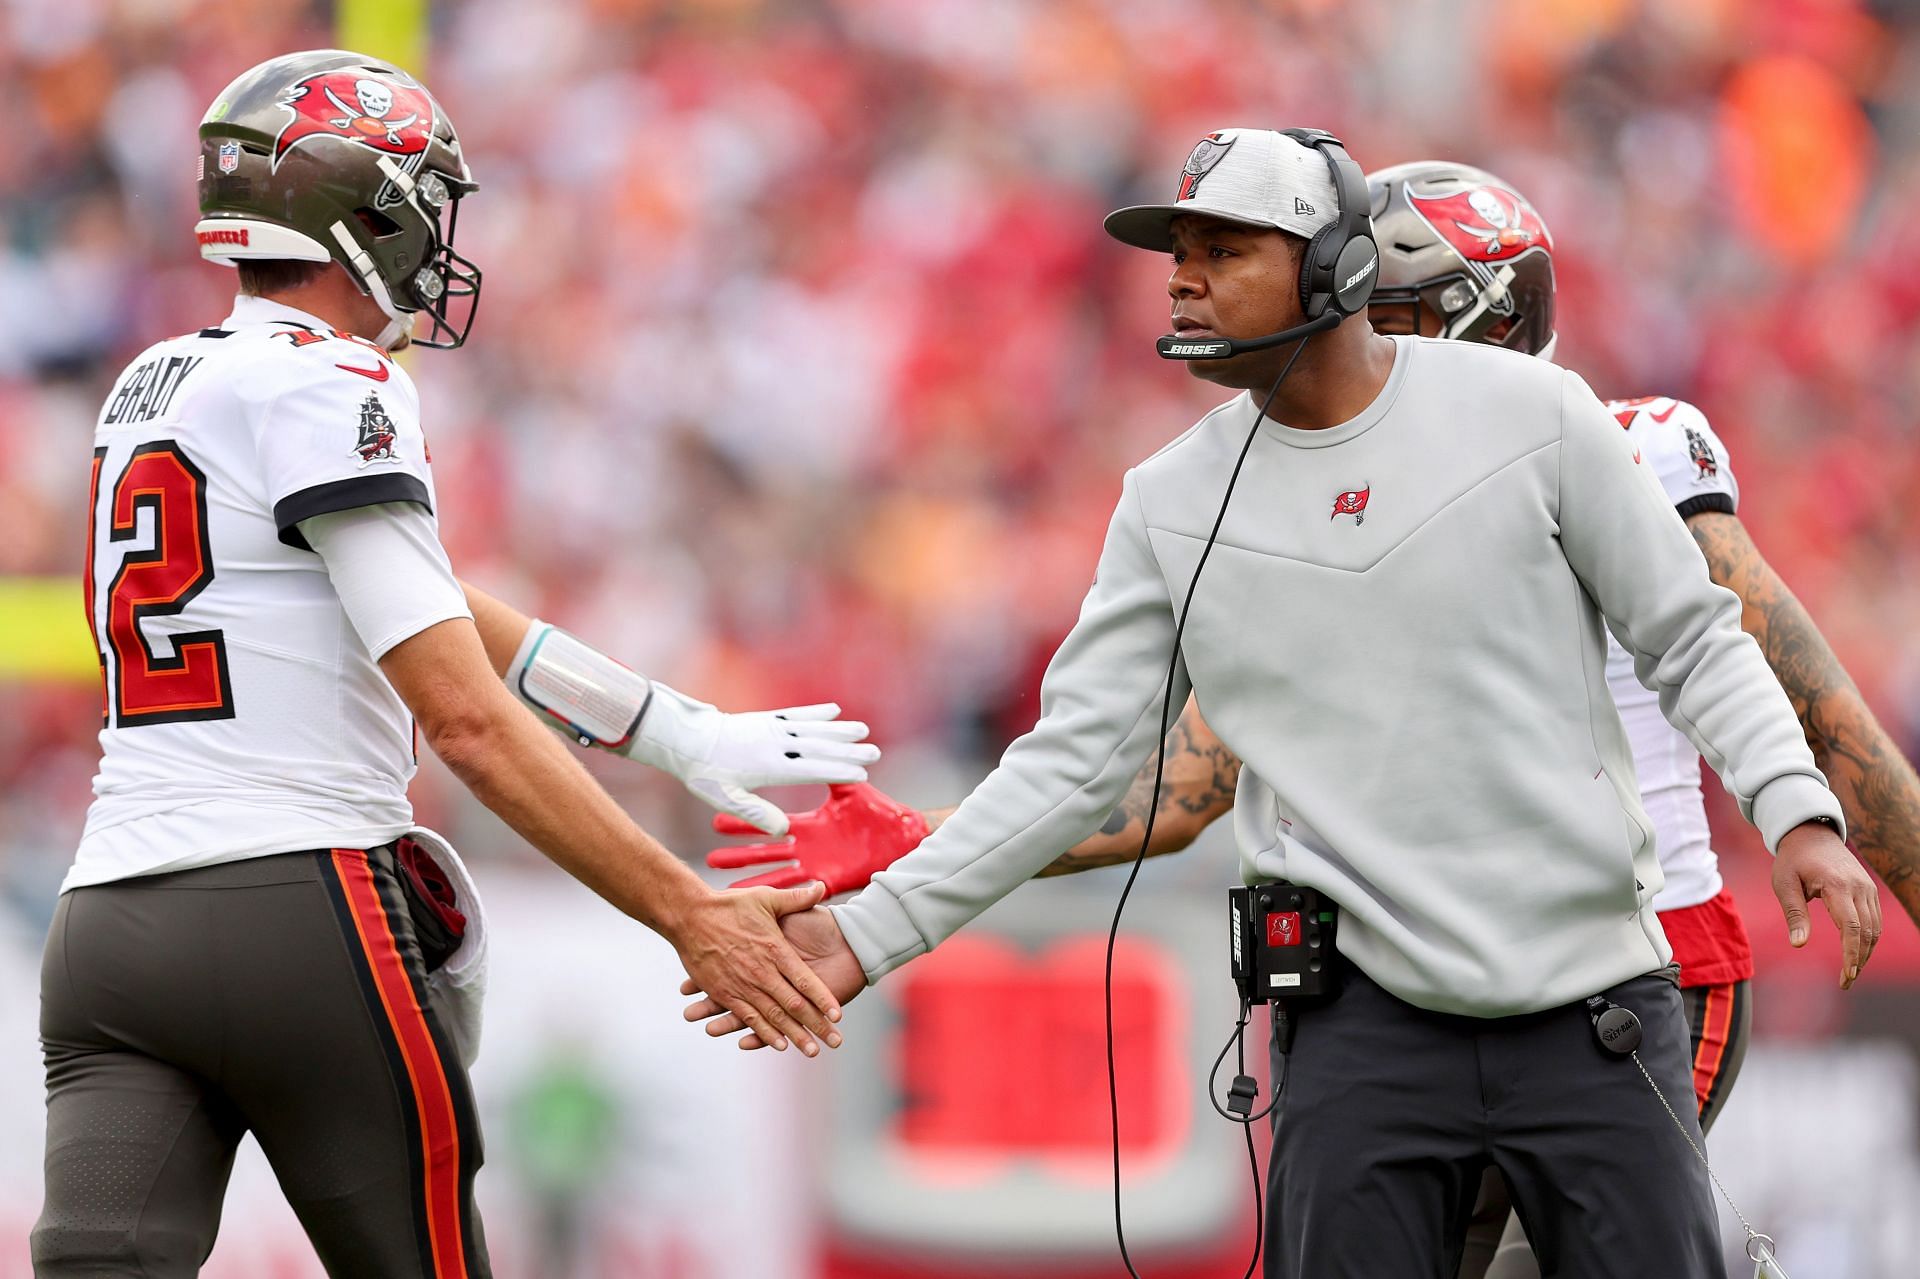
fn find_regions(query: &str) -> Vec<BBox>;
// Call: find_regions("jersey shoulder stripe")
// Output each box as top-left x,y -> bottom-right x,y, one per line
275,474 -> 433,551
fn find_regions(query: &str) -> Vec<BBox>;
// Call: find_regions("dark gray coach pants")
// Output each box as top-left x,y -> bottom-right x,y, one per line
1263,962 -> 1725,1279
34,847 -> 489,1278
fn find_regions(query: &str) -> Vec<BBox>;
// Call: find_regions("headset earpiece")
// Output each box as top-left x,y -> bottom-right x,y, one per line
1280,128 -> 1380,321
1300,224 -> 1339,317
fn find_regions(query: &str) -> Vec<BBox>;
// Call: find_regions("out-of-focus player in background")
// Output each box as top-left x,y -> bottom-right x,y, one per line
705,160 -> 1920,1276
35,49 -> 877,1278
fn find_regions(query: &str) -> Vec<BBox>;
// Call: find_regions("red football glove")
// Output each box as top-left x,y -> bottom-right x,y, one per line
706,782 -> 930,897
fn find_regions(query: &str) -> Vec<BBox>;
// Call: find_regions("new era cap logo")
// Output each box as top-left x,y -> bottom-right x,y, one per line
1295,197 -> 1316,216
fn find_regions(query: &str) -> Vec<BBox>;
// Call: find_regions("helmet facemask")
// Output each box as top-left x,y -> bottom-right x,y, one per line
336,157 -> 482,350
1372,263 -> 1539,342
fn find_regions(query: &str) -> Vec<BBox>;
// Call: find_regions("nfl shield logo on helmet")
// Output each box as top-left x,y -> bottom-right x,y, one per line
217,141 -> 240,174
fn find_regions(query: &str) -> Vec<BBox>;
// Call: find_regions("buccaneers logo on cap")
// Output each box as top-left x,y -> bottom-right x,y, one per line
273,71 -> 434,174
1178,132 -> 1234,201
1409,185 -> 1553,265
1331,485 -> 1370,524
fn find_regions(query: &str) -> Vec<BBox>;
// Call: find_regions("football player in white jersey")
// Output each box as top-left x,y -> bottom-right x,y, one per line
36,50 -> 879,1278
699,160 -> 1920,1276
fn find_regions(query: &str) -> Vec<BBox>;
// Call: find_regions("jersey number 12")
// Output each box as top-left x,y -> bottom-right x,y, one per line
86,441 -> 235,727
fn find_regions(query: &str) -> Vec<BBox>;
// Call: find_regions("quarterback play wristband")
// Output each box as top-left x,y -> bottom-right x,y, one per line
506,621 -> 654,749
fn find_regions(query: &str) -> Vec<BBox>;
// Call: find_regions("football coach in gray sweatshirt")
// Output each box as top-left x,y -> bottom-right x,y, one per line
684,129 -> 1881,1276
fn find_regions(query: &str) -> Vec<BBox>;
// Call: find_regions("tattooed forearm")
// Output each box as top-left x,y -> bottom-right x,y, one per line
1036,698 -> 1243,877
1689,512 -> 1920,925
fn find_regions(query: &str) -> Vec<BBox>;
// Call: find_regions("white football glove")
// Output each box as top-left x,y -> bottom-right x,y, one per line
504,620 -> 880,836
622,687 -> 880,837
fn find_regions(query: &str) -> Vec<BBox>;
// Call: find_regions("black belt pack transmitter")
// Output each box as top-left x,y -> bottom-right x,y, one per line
1230,883 -> 1339,1005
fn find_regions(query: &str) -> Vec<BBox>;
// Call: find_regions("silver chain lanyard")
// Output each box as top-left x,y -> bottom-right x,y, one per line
1630,1049 -> 1789,1277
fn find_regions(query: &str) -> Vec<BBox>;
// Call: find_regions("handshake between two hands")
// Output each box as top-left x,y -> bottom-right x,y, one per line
678,783 -> 930,1055
669,789 -> 1886,1056
663,702 -> 1885,1055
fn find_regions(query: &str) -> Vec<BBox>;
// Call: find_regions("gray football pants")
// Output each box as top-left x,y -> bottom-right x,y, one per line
1262,963 -> 1725,1279
33,847 -> 489,1278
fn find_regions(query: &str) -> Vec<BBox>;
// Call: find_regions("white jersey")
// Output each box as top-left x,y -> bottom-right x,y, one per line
69,296 -> 449,892
1602,395 -> 1742,911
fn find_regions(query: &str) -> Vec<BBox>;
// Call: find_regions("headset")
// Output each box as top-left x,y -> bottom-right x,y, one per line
1110,127 -> 1377,1279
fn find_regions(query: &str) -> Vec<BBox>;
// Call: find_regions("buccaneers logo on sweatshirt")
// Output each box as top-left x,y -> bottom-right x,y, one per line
1331,485 -> 1370,524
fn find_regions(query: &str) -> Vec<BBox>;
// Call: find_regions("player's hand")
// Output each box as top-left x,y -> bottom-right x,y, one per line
682,906 -> 866,1050
1774,820 -> 1882,989
706,782 -> 929,897
625,690 -> 881,836
664,881 -> 846,1056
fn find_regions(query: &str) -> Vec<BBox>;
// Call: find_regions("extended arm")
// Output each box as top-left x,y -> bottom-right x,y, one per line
306,506 -> 844,1054
689,469 -> 1189,1042
461,579 -> 535,675
1034,696 -> 1240,875
827,470 -> 1188,982
457,580 -> 878,836
1687,511 -> 1920,928
708,698 -> 1241,896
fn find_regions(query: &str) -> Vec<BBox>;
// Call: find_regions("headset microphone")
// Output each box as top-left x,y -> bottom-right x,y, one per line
1156,310 -> 1342,361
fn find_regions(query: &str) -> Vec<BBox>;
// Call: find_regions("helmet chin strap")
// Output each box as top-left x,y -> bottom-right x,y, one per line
327,220 -> 415,348
374,311 -> 416,350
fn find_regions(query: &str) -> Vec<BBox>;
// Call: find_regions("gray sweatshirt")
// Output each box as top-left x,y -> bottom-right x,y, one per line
833,336 -> 1841,1016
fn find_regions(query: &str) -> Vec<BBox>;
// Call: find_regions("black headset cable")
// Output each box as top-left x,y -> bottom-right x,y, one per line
1107,330 -> 1319,1279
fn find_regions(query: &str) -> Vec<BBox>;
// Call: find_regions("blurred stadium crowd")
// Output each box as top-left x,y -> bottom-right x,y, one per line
4,0 -> 1920,878
5,0 -> 1920,1274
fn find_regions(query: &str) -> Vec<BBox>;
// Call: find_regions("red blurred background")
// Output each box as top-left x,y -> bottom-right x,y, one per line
2,0 -> 1919,1275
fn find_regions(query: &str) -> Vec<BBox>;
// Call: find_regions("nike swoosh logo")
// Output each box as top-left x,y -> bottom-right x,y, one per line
337,361 -> 390,381
1632,449 -> 1643,463
1649,402 -> 1678,423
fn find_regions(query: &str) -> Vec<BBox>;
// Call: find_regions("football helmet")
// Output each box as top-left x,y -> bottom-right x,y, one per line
195,49 -> 481,349
1366,161 -> 1555,358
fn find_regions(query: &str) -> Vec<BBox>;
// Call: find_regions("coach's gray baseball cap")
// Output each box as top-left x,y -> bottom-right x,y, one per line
1105,128 -> 1340,251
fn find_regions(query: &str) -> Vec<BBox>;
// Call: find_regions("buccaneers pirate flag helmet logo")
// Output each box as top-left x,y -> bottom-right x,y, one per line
272,71 -> 436,172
